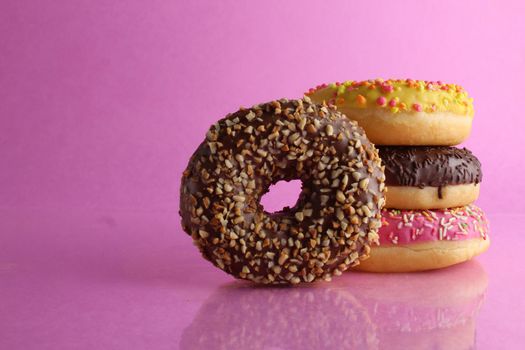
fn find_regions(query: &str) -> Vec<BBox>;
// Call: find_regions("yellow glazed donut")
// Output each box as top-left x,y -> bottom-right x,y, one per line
307,79 -> 474,146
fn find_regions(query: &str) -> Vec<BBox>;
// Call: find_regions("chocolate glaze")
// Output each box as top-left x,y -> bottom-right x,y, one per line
378,146 -> 482,199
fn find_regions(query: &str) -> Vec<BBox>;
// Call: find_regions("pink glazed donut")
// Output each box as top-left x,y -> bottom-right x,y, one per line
354,205 -> 490,272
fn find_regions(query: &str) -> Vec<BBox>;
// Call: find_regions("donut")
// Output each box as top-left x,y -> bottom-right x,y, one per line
378,146 -> 482,209
179,97 -> 386,284
353,205 -> 490,272
306,79 -> 474,145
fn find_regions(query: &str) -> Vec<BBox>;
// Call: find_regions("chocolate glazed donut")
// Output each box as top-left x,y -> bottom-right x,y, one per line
377,146 -> 482,209
180,97 -> 386,284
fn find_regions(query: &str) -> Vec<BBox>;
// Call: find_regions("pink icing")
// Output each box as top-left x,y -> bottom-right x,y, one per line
378,205 -> 489,246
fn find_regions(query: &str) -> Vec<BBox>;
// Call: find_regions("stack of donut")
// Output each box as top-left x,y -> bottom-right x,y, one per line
308,79 -> 489,272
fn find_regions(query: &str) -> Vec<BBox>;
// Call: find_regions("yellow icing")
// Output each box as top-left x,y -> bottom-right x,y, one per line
306,79 -> 474,116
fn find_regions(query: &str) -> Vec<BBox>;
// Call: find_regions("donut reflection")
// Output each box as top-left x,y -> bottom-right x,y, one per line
181,261 -> 487,350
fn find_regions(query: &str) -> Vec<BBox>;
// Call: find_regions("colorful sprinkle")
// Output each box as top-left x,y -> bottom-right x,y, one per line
381,84 -> 394,93
377,205 -> 489,246
388,97 -> 398,107
306,78 -> 474,116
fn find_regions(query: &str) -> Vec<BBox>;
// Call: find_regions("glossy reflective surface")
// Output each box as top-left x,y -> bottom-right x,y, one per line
1,210 -> 523,349
181,262 -> 486,350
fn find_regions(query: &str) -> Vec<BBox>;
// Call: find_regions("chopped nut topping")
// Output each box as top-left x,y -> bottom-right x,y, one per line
180,98 -> 385,284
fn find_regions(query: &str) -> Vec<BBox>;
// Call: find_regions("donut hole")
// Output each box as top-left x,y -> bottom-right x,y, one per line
260,179 -> 302,214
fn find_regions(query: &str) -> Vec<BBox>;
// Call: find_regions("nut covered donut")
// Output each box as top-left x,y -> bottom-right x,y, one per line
307,79 -> 474,145
180,97 -> 386,284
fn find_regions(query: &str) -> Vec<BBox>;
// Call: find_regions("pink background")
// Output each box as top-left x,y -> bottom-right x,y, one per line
2,0 -> 525,349
1,0 -> 524,214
